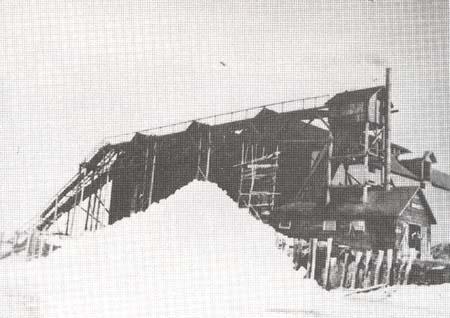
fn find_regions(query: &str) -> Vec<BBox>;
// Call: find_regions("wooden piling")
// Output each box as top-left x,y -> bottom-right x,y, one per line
323,238 -> 333,288
385,249 -> 393,285
351,251 -> 363,289
374,250 -> 384,285
362,250 -> 372,288
340,252 -> 349,288
403,248 -> 417,285
310,238 -> 318,280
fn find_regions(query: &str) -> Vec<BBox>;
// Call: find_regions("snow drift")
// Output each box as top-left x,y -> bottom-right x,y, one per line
2,181 -> 450,318
30,181 -> 324,318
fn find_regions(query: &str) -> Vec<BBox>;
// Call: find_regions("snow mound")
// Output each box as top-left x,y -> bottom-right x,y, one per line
32,181 -> 321,318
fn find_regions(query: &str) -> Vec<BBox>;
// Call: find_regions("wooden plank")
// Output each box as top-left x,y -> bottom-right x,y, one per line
340,252 -> 349,288
345,284 -> 388,296
323,238 -> 333,288
385,249 -> 393,285
351,251 -> 363,289
374,250 -> 384,285
310,238 -> 318,280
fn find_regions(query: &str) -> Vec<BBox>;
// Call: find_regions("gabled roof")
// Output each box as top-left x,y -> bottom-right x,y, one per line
326,86 -> 384,106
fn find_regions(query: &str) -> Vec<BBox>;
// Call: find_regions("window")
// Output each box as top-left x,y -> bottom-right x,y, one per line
323,220 -> 336,231
349,220 -> 365,233
279,220 -> 291,230
411,201 -> 423,210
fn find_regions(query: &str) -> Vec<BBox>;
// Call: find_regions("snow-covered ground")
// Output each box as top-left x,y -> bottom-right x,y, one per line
1,181 -> 449,318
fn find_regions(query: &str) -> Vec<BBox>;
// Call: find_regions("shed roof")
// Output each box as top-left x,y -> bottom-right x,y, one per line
275,186 -> 436,224
326,86 -> 384,106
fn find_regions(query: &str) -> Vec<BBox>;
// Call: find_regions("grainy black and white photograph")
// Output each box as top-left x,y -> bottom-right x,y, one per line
0,0 -> 449,317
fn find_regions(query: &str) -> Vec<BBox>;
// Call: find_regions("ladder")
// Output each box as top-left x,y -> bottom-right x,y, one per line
237,144 -> 280,221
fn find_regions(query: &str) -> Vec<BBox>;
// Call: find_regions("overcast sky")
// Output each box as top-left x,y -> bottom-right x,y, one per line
0,0 -> 449,236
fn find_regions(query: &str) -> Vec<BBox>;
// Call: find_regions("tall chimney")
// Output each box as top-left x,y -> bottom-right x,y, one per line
384,68 -> 392,191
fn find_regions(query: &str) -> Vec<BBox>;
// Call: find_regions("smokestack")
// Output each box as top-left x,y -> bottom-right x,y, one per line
384,68 -> 392,191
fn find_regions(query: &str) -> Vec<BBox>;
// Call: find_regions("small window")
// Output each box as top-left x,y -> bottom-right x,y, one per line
323,220 -> 336,231
279,220 -> 291,230
350,220 -> 365,232
411,201 -> 423,210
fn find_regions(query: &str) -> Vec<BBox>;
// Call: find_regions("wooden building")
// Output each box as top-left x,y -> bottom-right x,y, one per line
28,71 -> 450,259
274,186 -> 436,258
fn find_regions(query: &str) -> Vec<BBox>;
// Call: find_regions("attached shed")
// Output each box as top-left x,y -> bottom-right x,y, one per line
274,186 -> 436,259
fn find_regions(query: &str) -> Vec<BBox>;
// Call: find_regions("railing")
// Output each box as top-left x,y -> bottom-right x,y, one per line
87,94 -> 330,160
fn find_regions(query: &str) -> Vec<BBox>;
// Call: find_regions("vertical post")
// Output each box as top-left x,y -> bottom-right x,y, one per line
326,136 -> 333,205
142,138 -> 151,208
374,250 -> 384,285
238,143 -> 245,204
363,122 -> 370,188
403,248 -> 417,285
324,238 -> 333,289
385,249 -> 393,285
271,145 -> 279,211
384,68 -> 392,191
205,129 -> 212,181
196,136 -> 203,180
351,251 -> 363,289
148,142 -> 157,205
310,238 -> 318,280
363,250 -> 372,288
340,252 -> 349,288
84,192 -> 93,231
94,188 -> 103,230
26,231 -> 32,260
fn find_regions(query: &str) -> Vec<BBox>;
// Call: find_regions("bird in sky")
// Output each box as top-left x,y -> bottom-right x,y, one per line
220,61 -> 226,67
